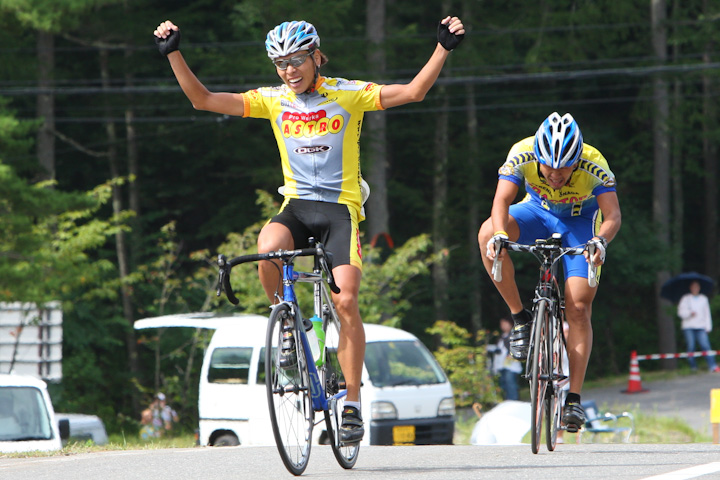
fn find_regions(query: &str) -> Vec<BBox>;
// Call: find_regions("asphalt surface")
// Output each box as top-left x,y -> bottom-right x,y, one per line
2,444 -> 720,480
581,370 -> 720,434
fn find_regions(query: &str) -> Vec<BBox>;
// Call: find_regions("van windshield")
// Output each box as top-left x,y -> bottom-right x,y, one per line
207,347 -> 253,384
364,340 -> 447,387
0,386 -> 54,441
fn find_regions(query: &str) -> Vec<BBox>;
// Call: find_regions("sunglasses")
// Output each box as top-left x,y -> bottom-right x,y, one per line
273,50 -> 314,70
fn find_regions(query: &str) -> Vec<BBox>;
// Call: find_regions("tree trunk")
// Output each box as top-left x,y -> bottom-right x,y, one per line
671,0 -> 683,275
702,0 -> 718,279
432,89 -> 449,320
465,85 -> 483,333
651,0 -> 676,369
365,0 -> 390,244
36,30 -> 55,182
125,45 -> 140,270
462,0 -> 482,336
100,48 -> 140,407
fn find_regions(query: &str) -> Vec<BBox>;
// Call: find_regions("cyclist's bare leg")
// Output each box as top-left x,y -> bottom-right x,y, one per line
257,222 -> 294,303
330,264 -> 365,404
563,276 -> 598,394
478,216 -> 524,313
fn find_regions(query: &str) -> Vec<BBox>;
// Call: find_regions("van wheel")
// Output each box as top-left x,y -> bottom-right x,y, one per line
214,434 -> 239,446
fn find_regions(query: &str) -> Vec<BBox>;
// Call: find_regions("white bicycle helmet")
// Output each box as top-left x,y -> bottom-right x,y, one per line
533,112 -> 584,169
265,21 -> 320,59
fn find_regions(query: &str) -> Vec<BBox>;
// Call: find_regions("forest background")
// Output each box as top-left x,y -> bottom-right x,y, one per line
1,0 -> 719,435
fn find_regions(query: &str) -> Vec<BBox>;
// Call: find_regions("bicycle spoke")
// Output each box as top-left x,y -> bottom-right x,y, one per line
322,308 -> 359,468
545,312 -> 562,451
266,304 -> 313,475
530,301 -> 548,454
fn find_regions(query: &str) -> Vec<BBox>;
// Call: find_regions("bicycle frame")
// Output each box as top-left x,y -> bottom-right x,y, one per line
524,245 -> 567,383
492,233 -> 592,453
276,260 -> 348,413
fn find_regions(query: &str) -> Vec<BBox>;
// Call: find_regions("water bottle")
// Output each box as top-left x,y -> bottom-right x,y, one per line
306,315 -> 325,366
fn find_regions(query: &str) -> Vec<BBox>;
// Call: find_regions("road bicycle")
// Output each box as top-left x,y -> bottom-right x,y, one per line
492,233 -> 597,454
216,238 -> 359,475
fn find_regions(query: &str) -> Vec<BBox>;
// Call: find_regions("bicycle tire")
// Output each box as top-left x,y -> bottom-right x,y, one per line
321,306 -> 359,469
530,300 -> 548,454
266,303 -> 313,476
545,309 -> 562,451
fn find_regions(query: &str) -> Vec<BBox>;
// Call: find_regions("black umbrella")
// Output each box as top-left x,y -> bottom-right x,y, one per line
660,272 -> 715,304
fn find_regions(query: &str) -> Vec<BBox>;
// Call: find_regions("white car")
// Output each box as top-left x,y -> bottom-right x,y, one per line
55,413 -> 108,445
135,313 -> 456,446
0,374 -> 69,453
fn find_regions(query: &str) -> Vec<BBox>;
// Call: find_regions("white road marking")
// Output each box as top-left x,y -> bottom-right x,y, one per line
641,462 -> 720,480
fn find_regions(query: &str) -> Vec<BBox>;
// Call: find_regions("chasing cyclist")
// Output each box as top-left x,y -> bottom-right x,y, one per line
154,16 -> 465,444
478,112 -> 621,432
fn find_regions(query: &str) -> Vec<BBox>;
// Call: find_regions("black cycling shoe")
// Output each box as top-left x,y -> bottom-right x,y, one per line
339,406 -> 364,444
279,324 -> 297,369
509,321 -> 532,360
562,402 -> 586,433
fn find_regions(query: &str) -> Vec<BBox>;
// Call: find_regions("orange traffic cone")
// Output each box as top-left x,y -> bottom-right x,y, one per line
622,350 -> 648,394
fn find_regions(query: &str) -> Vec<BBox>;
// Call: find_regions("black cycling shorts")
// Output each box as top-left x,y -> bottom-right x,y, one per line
269,198 -> 362,270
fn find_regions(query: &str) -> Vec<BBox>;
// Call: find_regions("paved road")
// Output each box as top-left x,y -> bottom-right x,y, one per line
2,444 -> 720,480
582,370 -> 720,434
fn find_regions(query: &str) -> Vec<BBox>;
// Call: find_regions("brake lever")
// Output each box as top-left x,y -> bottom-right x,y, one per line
217,254 -> 239,305
586,243 -> 597,288
492,238 -> 505,282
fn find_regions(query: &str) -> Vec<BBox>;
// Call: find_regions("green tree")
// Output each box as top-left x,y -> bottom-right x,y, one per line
427,320 -> 501,409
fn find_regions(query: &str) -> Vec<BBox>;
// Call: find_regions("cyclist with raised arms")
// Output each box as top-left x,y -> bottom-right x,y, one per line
478,112 -> 621,432
154,16 -> 465,444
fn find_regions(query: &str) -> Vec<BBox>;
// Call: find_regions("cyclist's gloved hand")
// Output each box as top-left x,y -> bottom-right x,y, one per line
486,232 -> 508,259
155,28 -> 180,56
586,237 -> 607,263
437,18 -> 465,51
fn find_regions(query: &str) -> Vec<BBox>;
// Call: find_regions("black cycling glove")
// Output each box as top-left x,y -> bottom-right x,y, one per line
437,21 -> 464,51
155,29 -> 180,56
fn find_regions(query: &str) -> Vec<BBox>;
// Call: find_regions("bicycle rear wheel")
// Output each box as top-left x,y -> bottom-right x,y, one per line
530,300 -> 549,454
321,309 -> 359,469
545,312 -> 563,451
266,303 -> 313,476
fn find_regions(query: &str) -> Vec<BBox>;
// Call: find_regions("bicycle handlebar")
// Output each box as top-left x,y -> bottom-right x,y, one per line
491,238 -> 597,287
216,244 -> 341,305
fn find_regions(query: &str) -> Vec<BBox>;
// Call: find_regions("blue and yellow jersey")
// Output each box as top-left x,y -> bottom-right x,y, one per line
241,76 -> 384,220
498,137 -> 616,217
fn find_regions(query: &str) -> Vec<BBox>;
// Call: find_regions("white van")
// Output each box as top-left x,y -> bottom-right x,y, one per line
135,313 -> 455,446
0,374 -> 69,453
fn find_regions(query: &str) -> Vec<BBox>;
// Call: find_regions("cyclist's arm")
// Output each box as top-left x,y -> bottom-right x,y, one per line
587,191 -> 622,266
166,51 -> 246,116
486,179 -> 519,260
490,179 -> 519,236
594,191 -> 621,244
379,17 -> 464,109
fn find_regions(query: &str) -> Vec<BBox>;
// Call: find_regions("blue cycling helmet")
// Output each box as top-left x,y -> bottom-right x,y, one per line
265,21 -> 320,59
533,112 -> 584,169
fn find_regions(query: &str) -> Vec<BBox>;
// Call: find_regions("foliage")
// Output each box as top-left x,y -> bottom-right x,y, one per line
0,161 -> 123,302
359,234 -> 441,327
427,320 -> 502,409
1,0 -> 720,434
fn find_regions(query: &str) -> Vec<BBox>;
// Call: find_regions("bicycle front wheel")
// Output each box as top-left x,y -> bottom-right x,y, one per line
545,312 -> 564,451
321,308 -> 359,469
530,300 -> 549,454
266,304 -> 313,476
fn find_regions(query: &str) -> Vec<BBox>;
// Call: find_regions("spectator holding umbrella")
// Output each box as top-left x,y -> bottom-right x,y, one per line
674,278 -> 720,373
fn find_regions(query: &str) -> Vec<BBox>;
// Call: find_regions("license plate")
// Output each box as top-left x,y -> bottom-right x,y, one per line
392,425 -> 416,444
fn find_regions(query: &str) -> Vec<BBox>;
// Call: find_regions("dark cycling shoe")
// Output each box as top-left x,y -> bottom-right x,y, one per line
509,322 -> 532,361
279,325 -> 297,369
339,406 -> 364,444
562,402 -> 586,433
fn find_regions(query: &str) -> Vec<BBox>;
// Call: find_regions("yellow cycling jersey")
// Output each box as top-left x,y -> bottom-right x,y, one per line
241,76 -> 384,220
498,136 -> 616,217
